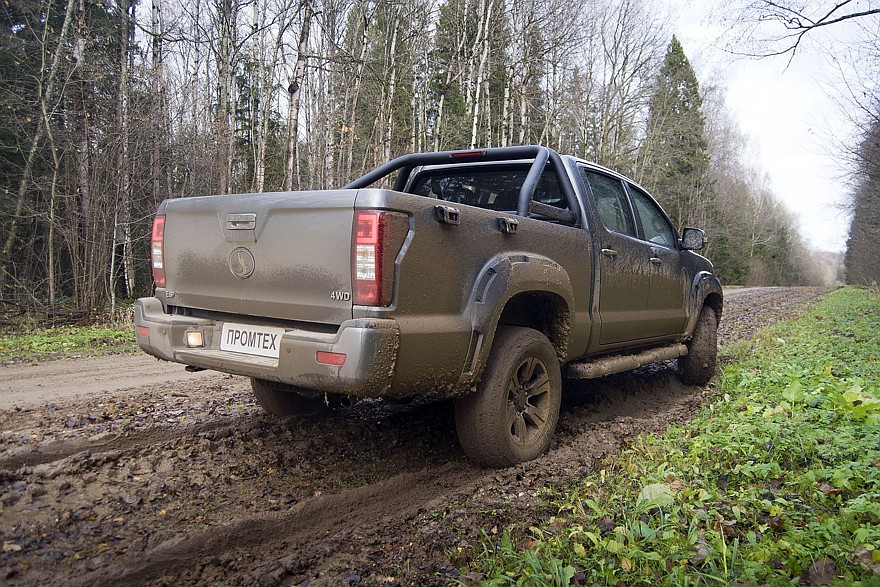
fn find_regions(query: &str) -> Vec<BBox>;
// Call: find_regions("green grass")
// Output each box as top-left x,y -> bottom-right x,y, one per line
465,287 -> 880,586
0,324 -> 137,363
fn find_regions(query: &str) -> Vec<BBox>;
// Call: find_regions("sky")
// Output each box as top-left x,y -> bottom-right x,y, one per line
668,1 -> 872,253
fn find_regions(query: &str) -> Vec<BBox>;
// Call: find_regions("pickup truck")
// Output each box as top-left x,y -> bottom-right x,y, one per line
135,145 -> 722,467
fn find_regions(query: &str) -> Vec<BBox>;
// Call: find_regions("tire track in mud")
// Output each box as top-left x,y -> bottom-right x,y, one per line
73,463 -> 485,587
0,287 -> 831,586
0,418 -> 239,471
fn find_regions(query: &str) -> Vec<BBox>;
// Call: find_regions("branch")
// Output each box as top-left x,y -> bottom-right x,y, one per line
731,1 -> 880,62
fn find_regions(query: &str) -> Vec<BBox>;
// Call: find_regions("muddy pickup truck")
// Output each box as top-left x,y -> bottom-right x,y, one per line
135,145 -> 722,467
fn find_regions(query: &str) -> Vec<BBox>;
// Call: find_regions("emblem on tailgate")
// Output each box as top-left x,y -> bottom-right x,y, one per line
229,247 -> 255,279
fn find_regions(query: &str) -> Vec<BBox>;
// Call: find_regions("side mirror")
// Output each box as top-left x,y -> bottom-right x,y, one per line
681,227 -> 706,251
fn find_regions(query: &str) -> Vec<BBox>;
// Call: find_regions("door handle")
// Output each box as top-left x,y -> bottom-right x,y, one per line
497,217 -> 519,234
650,257 -> 662,266
601,248 -> 618,259
434,205 -> 460,225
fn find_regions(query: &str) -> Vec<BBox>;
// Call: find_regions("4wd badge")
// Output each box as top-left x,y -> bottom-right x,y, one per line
330,291 -> 351,301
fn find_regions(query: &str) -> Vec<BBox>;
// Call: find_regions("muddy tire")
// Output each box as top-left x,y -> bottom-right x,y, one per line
679,306 -> 718,386
251,378 -> 340,415
455,327 -> 562,468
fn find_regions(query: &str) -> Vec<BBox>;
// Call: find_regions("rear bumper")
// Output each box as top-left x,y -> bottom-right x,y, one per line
134,297 -> 399,398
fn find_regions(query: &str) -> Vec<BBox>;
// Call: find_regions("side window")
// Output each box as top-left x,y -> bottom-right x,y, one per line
628,184 -> 677,248
532,172 -> 567,209
581,169 -> 636,237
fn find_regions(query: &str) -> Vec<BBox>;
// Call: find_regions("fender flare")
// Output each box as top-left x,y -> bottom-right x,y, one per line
684,271 -> 723,340
462,253 -> 574,381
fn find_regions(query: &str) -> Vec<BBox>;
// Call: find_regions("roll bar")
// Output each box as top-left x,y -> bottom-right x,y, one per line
343,145 -> 579,224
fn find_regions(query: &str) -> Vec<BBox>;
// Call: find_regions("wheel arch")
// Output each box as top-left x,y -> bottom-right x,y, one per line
462,254 -> 574,386
684,271 -> 724,340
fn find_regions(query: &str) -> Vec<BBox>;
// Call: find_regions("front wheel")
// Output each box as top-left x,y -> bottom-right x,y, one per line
455,327 -> 562,468
250,378 -> 341,415
678,306 -> 718,386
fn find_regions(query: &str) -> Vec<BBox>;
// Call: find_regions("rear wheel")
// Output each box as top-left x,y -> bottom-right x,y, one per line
250,378 -> 341,415
455,327 -> 562,468
678,306 -> 718,386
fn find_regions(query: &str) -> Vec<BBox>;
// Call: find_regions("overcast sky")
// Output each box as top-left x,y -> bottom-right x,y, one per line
667,1 -> 872,253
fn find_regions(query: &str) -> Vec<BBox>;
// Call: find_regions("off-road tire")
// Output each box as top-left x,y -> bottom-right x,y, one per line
678,306 -> 718,386
251,378 -> 340,415
455,326 -> 562,468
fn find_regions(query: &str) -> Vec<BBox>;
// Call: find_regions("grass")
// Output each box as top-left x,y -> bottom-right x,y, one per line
464,287 -> 880,586
0,323 -> 137,363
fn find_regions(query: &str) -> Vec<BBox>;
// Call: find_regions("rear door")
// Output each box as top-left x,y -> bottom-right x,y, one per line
579,168 -> 651,345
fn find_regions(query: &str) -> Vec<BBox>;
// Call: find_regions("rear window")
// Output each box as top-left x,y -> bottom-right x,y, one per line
408,164 -> 568,212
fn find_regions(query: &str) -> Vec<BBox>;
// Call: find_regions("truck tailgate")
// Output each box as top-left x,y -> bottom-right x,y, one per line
161,190 -> 355,325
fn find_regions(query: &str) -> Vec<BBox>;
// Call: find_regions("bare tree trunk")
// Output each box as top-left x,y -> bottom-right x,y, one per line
469,0 -> 492,148
381,17 -> 399,164
151,0 -> 172,205
42,95 -> 61,310
343,10 -> 370,180
71,0 -> 95,309
284,0 -> 314,192
217,0 -> 237,194
0,0 -> 77,292
113,0 -> 136,311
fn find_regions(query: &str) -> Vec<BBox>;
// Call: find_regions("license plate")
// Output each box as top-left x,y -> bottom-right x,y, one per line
220,323 -> 285,358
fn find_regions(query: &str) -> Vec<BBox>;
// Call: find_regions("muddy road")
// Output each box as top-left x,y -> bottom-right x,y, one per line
0,287 -> 829,586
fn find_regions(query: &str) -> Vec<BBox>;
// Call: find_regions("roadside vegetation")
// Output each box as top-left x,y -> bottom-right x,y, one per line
465,287 -> 880,585
0,321 -> 136,364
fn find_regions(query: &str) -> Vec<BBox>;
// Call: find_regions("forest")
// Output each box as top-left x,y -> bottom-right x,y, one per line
0,0 -> 860,318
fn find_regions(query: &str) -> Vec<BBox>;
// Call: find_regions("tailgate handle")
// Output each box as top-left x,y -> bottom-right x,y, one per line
226,213 -> 256,230
497,217 -> 518,235
434,205 -> 460,225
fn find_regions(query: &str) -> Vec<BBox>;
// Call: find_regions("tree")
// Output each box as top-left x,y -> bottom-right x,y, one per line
639,36 -> 713,230
845,103 -> 880,284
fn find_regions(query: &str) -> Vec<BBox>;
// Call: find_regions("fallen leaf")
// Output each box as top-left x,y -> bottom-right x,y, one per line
818,483 -> 841,496
799,557 -> 836,585
689,530 -> 714,564
637,483 -> 675,509
849,546 -> 880,574
664,476 -> 684,491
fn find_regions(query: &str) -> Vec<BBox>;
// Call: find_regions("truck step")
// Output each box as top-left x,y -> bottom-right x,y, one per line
565,343 -> 687,380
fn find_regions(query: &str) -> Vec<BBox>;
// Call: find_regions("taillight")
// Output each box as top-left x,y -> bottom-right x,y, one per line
151,215 -> 166,288
352,210 -> 408,306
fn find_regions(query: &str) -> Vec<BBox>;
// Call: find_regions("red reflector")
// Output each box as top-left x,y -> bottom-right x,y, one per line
450,150 -> 486,159
356,212 -> 380,245
316,351 -> 346,366
137,325 -> 150,337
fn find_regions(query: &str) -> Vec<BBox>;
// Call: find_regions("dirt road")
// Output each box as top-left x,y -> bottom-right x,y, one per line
0,287 -> 829,586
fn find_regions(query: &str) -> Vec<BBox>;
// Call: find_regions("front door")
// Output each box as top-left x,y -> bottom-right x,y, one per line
627,183 -> 688,338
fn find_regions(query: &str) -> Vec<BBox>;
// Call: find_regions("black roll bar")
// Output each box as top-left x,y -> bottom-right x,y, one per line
343,145 -> 580,224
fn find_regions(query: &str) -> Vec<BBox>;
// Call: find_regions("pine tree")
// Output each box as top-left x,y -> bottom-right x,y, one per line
639,36 -> 713,231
